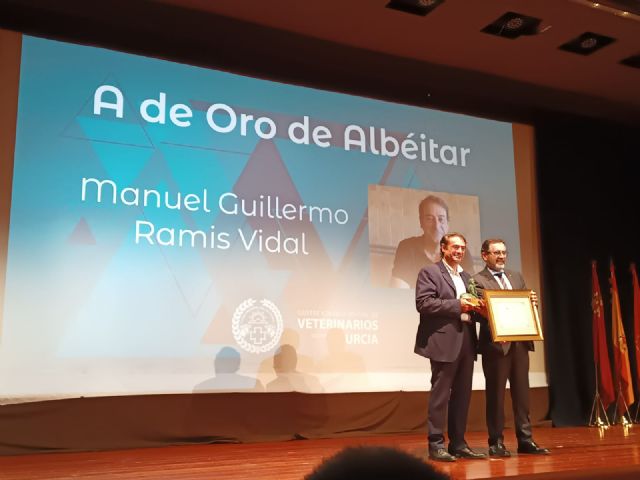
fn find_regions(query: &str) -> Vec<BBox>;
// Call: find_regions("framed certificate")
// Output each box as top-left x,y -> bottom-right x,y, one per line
483,289 -> 544,342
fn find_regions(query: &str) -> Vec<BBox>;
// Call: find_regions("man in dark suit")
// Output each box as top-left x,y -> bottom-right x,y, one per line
473,238 -> 549,457
415,233 -> 487,462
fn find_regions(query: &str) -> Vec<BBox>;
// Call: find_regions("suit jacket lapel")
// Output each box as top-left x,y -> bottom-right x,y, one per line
461,270 -> 471,288
505,270 -> 522,289
481,267 -> 501,289
438,261 -> 456,294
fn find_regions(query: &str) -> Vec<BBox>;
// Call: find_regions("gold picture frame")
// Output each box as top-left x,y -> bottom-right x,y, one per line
483,289 -> 544,342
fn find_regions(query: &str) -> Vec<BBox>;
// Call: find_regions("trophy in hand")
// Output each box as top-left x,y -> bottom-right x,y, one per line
461,278 -> 482,308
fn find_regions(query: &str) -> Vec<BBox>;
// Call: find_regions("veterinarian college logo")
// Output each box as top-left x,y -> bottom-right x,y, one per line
232,298 -> 283,354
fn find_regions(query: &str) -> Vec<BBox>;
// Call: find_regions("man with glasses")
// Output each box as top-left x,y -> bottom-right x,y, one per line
473,239 -> 549,457
415,233 -> 486,462
391,194 -> 474,288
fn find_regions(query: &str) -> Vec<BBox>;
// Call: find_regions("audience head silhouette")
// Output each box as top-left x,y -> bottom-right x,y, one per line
304,446 -> 449,480
214,346 -> 241,374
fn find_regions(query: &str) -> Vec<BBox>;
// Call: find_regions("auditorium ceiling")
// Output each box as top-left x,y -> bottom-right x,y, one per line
2,0 -> 640,125
157,0 -> 640,125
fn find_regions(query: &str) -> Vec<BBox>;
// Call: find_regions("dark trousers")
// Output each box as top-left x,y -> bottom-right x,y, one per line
481,341 -> 532,445
428,326 -> 475,451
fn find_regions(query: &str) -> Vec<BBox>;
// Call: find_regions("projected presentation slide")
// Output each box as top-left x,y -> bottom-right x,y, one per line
0,35 -> 528,402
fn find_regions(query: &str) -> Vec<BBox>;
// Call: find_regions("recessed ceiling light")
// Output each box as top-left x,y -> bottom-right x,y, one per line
481,12 -> 543,39
559,32 -> 616,55
385,0 -> 445,17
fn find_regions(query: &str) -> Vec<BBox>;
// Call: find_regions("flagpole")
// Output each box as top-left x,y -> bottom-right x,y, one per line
590,260 -> 613,426
610,260 -> 635,425
589,363 -> 610,427
631,263 -> 640,424
613,380 -> 633,426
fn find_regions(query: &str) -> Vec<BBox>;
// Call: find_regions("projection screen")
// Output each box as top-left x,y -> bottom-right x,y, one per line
0,31 -> 545,404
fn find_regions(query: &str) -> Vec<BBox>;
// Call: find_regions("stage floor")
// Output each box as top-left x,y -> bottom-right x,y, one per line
1,426 -> 639,479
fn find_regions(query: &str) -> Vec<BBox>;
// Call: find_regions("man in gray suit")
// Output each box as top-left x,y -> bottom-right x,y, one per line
473,238 -> 549,457
415,233 -> 486,462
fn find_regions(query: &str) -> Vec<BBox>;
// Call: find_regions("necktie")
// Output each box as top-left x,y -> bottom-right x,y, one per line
494,272 -> 511,354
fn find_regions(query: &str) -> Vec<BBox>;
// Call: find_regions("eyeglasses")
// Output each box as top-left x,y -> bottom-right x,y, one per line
487,250 -> 508,257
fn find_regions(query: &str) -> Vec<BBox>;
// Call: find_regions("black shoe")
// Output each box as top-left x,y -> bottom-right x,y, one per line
448,446 -> 487,459
429,448 -> 456,462
488,443 -> 511,457
517,441 -> 550,455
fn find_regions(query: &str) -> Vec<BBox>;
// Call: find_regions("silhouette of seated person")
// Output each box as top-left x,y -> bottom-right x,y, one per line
304,446 -> 450,480
193,346 -> 263,393
266,344 -> 323,392
258,328 -> 315,385
317,329 -> 366,374
391,194 -> 474,288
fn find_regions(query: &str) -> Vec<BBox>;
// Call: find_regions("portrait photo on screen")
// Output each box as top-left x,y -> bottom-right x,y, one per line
368,185 -> 481,289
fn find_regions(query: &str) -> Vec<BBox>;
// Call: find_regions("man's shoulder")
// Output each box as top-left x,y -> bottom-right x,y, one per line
472,267 -> 491,279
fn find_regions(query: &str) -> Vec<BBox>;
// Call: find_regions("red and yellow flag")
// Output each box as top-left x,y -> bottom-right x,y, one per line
610,260 -> 634,411
592,261 -> 615,408
631,263 -> 640,393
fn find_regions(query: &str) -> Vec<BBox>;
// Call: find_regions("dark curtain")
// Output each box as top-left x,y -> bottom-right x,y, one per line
535,116 -> 640,426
